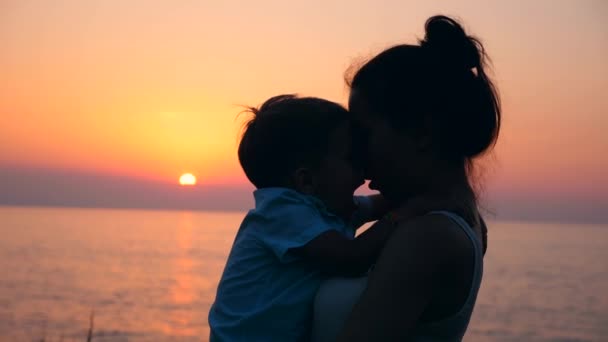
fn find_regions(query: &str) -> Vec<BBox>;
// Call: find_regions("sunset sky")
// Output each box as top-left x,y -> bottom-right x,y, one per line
1,0 -> 607,222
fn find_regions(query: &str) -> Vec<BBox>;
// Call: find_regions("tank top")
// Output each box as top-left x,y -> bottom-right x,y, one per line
311,211 -> 484,342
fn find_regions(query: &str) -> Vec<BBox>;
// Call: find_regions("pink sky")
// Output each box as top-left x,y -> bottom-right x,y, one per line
1,0 -> 607,222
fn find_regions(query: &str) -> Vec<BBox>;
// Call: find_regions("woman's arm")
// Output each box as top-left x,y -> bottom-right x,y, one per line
337,214 -> 472,341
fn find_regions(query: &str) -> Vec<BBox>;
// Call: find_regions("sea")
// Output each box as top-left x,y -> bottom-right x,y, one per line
0,206 -> 606,342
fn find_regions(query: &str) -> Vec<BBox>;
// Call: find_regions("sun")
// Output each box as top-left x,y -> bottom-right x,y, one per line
179,173 -> 197,186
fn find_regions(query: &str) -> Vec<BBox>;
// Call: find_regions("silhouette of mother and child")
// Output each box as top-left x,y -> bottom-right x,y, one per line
209,15 -> 500,341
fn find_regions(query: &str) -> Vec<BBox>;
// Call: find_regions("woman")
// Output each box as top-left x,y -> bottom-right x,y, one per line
312,15 -> 500,341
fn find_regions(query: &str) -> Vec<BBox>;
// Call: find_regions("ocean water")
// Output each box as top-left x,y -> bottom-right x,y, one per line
0,206 -> 606,342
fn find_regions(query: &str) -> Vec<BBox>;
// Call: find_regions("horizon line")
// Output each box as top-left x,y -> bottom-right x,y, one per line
1,203 -> 606,226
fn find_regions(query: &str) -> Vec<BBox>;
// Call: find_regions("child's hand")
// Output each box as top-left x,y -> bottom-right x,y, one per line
356,194 -> 391,222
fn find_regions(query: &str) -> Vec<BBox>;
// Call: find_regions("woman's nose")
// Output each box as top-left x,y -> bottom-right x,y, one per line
362,165 -> 373,181
354,167 -> 365,184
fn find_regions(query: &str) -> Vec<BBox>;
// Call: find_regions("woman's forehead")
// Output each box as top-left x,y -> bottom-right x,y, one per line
348,89 -> 361,109
349,93 -> 376,128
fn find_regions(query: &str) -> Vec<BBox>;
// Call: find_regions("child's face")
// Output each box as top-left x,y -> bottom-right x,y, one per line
313,121 -> 365,219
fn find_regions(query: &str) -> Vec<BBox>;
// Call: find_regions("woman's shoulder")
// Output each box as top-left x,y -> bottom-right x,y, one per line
381,213 -> 474,269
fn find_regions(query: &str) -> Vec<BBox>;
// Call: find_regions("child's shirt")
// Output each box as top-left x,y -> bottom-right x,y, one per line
208,187 -> 372,341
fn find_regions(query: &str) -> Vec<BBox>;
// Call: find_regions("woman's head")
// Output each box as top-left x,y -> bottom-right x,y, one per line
348,15 -> 501,203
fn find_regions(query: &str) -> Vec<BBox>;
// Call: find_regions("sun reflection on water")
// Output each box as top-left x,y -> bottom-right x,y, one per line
163,211 -> 196,337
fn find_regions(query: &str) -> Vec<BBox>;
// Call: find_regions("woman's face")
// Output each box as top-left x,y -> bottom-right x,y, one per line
349,90 -> 424,203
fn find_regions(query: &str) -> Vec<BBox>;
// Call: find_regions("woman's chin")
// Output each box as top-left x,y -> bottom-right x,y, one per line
369,181 -> 396,202
368,180 -> 379,191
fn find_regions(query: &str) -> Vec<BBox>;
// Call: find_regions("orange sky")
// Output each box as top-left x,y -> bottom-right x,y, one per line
1,1 -> 607,206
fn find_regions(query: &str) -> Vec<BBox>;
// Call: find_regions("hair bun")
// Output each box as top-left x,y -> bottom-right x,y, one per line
421,15 -> 481,70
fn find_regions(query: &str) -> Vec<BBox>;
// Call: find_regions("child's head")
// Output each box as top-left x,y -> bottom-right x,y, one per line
239,94 -> 364,218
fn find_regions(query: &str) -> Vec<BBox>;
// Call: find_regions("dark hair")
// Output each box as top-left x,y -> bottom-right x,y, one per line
349,15 -> 500,163
348,15 -> 500,253
238,94 -> 349,189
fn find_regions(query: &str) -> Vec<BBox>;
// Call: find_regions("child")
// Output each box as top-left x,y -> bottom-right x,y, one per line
208,95 -> 400,341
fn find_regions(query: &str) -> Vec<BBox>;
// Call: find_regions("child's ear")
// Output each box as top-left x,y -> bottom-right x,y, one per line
293,168 -> 316,194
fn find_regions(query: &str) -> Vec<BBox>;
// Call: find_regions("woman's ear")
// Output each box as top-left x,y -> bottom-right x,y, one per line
293,168 -> 316,194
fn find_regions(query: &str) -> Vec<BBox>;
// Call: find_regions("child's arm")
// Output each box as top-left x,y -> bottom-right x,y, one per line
293,195 -> 460,277
291,216 -> 398,277
355,194 -> 392,222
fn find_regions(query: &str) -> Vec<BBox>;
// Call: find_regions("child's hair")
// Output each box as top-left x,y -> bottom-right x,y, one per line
238,94 -> 349,189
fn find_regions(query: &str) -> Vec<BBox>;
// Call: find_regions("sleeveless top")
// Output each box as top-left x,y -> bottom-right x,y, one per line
311,211 -> 484,342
